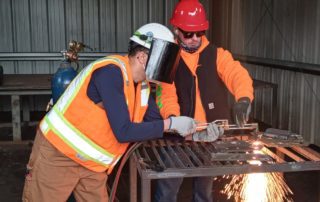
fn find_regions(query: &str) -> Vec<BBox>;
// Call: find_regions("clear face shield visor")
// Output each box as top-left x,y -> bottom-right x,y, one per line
145,38 -> 181,84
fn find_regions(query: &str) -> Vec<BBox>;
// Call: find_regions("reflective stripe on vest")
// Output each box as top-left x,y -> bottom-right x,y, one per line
140,81 -> 150,106
40,56 -> 129,168
41,108 -> 114,166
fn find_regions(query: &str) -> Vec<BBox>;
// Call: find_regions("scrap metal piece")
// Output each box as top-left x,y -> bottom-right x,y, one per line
137,158 -> 165,172
212,140 -> 263,153
263,128 -> 303,141
261,128 -> 304,146
196,119 -> 259,133
211,153 -> 272,162
215,119 -> 259,132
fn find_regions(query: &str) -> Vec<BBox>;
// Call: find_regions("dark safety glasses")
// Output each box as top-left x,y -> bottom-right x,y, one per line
179,28 -> 205,39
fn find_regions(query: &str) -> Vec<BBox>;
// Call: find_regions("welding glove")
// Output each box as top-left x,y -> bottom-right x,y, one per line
192,122 -> 224,142
169,116 -> 197,137
233,97 -> 251,127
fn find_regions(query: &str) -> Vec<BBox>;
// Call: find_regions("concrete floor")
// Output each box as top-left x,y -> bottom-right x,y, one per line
0,125 -> 319,202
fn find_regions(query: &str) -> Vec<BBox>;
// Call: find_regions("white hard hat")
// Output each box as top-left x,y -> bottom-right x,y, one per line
130,23 -> 174,49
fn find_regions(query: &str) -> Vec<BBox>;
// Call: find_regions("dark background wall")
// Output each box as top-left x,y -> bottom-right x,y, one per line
0,0 -> 320,145
211,0 -> 320,145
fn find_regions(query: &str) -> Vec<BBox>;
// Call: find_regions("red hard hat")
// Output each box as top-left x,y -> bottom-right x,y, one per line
170,0 -> 209,32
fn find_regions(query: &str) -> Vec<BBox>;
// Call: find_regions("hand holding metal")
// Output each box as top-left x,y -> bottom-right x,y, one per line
196,119 -> 259,132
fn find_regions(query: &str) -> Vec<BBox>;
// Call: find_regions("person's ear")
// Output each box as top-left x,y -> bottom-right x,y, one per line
136,51 -> 147,64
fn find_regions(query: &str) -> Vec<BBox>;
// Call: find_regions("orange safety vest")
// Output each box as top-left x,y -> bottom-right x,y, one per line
39,55 -> 150,173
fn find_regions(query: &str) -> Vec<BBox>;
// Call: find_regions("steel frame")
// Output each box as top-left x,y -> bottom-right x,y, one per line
129,138 -> 320,202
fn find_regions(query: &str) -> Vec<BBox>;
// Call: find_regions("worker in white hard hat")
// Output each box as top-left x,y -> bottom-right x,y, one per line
22,23 -> 197,202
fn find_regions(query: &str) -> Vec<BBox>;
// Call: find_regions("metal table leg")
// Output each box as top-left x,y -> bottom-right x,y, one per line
141,178 -> 151,202
11,95 -> 21,141
130,155 -> 138,202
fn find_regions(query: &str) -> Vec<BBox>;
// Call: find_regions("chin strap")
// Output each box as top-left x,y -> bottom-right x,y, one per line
178,38 -> 201,53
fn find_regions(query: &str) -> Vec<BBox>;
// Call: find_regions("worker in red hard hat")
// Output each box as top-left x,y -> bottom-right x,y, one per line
154,0 -> 254,201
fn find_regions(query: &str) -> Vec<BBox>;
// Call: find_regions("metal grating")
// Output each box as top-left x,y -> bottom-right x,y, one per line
134,139 -> 320,178
129,137 -> 320,202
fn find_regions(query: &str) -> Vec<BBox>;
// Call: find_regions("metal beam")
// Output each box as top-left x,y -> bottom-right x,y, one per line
1,52 -> 320,75
0,52 -> 125,61
234,54 -> 320,75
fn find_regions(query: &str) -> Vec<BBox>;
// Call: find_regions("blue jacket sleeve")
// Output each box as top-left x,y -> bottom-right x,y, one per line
88,66 -> 164,143
143,96 -> 163,122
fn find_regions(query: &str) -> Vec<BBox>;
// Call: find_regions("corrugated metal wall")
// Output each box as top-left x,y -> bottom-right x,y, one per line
0,0 -> 211,110
0,0 -> 209,111
0,0 -> 188,73
0,0 -> 212,73
3,0 -> 318,145
212,0 -> 320,145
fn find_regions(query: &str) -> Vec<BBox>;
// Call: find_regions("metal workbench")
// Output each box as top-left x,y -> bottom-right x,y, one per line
129,137 -> 320,202
0,74 -> 51,141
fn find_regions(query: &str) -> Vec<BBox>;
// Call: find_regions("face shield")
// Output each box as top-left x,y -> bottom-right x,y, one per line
145,38 -> 180,84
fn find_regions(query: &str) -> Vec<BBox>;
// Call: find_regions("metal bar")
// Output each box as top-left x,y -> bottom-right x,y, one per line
142,161 -> 320,179
11,95 -> 21,141
0,90 -> 51,95
0,52 -> 125,61
205,142 -> 219,153
135,149 -> 147,170
142,145 -> 152,161
0,121 -> 39,128
129,155 -> 137,202
211,153 -> 272,162
150,141 -> 166,169
141,178 -> 151,202
182,142 -> 203,167
190,142 -> 213,166
302,147 -> 320,159
234,54 -> 320,75
173,141 -> 195,167
262,147 -> 285,163
276,147 -> 305,162
156,140 -> 176,168
200,142 -> 223,166
2,52 -> 320,75
164,139 -> 185,168
291,146 -> 320,161
208,142 -> 232,166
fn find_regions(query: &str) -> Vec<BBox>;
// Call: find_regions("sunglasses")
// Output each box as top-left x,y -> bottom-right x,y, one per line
179,29 -> 205,39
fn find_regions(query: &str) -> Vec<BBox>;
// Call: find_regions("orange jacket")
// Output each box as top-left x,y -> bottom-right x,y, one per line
156,36 -> 253,123
40,55 -> 149,173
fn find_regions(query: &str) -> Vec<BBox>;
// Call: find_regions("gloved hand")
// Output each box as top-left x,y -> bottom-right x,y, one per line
233,97 -> 251,127
169,116 -> 196,137
192,122 -> 224,142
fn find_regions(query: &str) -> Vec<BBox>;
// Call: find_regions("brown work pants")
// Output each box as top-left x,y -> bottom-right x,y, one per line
22,130 -> 108,202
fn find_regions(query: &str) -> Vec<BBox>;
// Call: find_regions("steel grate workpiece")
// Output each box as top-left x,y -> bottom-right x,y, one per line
129,137 -> 320,202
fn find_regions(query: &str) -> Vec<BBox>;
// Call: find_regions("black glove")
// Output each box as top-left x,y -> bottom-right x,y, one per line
233,97 -> 251,127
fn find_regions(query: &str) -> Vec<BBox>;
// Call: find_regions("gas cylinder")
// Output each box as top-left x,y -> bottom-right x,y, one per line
51,40 -> 91,104
51,61 -> 77,103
